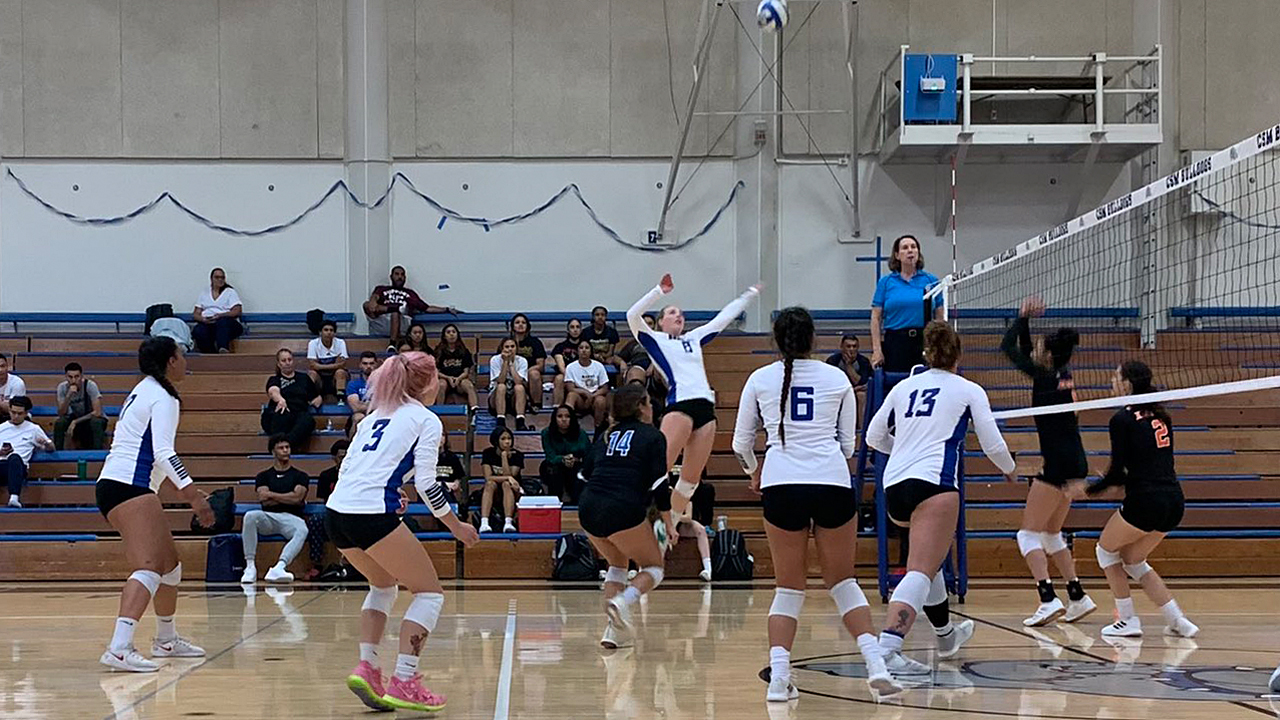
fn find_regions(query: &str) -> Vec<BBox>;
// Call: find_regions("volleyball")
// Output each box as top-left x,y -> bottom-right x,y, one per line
756,0 -> 788,31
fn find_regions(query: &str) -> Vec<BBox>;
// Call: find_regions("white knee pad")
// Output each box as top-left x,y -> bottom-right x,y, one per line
1123,561 -> 1152,581
604,567 -> 629,585
1041,532 -> 1068,554
362,585 -> 399,615
888,571 -> 931,613
769,587 -> 806,619
673,478 -> 698,500
159,563 -> 182,587
925,571 -> 948,606
1016,529 -> 1043,557
128,569 -> 162,597
1095,544 -> 1122,569
403,592 -> 445,633
828,579 -> 868,617
641,565 -> 665,588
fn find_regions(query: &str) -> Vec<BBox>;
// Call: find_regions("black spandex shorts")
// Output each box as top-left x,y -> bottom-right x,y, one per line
96,481 -> 155,518
1119,490 -> 1185,533
885,479 -> 958,526
666,399 -> 716,430
1037,443 -> 1089,487
762,484 -> 858,532
577,490 -> 647,538
324,509 -> 404,550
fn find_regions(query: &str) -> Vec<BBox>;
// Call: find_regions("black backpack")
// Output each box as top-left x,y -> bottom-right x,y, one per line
190,487 -> 235,534
552,533 -> 598,580
144,303 -> 174,335
711,527 -> 754,580
306,309 -> 327,336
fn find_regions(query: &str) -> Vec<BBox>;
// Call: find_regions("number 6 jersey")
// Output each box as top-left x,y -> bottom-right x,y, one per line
326,400 -> 451,516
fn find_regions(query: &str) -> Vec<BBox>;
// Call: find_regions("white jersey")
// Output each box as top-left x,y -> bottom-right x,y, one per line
326,399 -> 452,516
99,376 -> 192,491
627,284 -> 758,405
732,360 -> 857,489
866,368 -> 1014,489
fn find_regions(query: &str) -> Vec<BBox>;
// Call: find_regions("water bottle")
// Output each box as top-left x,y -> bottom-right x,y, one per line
326,418 -> 334,432
77,459 -> 88,480
717,515 -> 728,533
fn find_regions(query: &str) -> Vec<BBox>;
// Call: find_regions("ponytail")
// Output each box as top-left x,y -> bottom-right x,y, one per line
778,357 -> 795,447
368,350 -> 437,412
138,336 -> 180,399
1120,360 -> 1170,426
772,307 -> 816,447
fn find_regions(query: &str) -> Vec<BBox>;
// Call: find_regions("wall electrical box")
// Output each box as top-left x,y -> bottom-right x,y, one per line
903,54 -> 958,124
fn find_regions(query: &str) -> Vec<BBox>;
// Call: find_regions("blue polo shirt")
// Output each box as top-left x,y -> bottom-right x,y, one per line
872,271 -> 942,330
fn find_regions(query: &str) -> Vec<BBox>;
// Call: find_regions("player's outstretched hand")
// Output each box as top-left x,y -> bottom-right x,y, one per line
659,273 -> 674,293
1020,296 -> 1046,318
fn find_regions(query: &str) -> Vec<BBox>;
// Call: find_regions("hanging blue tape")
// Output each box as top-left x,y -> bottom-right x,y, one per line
3,168 -> 745,253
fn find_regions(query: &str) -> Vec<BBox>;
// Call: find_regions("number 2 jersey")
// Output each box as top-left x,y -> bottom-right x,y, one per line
326,399 -> 452,517
866,367 -> 1015,489
98,376 -> 192,492
580,419 -> 671,512
1088,405 -> 1178,495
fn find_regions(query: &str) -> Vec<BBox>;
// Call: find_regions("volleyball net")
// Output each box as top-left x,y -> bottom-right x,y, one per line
934,122 -> 1280,418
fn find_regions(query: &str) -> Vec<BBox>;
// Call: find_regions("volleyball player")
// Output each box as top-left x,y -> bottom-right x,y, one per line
866,322 -> 1017,674
732,307 -> 899,702
577,382 -> 671,651
96,337 -> 214,672
626,273 -> 761,521
1067,360 -> 1198,639
1002,296 -> 1096,626
326,351 -> 480,712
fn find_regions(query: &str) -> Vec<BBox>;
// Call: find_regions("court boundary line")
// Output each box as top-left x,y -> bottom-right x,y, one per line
493,599 -> 517,720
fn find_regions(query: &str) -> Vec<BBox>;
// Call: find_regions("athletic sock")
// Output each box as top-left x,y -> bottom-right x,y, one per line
359,643 -> 379,664
155,615 -> 177,642
1037,579 -> 1057,604
769,646 -> 791,683
394,653 -> 419,681
856,633 -> 881,661
621,586 -> 643,606
110,617 -> 137,653
1115,597 -> 1135,621
701,557 -> 712,576
879,631 -> 904,654
1159,599 -> 1184,624
1066,579 -> 1086,602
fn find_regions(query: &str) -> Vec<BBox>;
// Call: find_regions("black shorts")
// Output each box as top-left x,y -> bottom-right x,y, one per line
577,490 -> 647,538
629,356 -> 653,371
1038,443 -> 1089,486
1119,491 -> 1185,533
666,399 -> 716,430
324,509 -> 404,550
885,479 -> 958,526
881,328 -> 925,373
315,369 -> 340,397
96,480 -> 155,518
762,484 -> 858,532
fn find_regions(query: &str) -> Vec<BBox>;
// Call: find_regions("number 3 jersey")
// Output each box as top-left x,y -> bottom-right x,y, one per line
580,419 -> 671,511
867,367 -> 1015,489
732,360 -> 858,489
326,400 -> 451,516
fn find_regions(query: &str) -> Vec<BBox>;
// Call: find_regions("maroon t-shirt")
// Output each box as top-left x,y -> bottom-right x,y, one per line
370,285 -> 429,315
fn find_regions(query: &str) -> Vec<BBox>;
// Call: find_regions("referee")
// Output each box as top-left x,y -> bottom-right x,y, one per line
870,235 -> 944,372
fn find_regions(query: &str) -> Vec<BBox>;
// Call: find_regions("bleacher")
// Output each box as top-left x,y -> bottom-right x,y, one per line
3,312 -> 1280,582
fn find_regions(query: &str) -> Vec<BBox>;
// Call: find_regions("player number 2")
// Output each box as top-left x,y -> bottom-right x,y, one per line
1151,418 -> 1170,448
789,386 -> 814,421
362,419 -> 391,452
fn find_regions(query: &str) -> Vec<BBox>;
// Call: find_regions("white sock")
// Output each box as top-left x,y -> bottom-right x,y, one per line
359,643 -> 379,664
110,617 -> 137,653
769,646 -> 791,683
701,558 -> 712,575
856,633 -> 881,661
156,615 -> 177,642
879,631 -> 904,654
621,586 -> 643,606
394,653 -> 419,681
1159,599 -> 1183,624
1115,597 -> 1135,620
934,621 -> 954,637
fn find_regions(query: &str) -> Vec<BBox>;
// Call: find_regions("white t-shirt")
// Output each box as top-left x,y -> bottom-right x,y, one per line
866,368 -> 1015,489
488,354 -> 529,390
732,360 -> 857,489
564,360 -> 609,393
99,376 -> 192,491
0,420 -> 50,464
307,337 -> 349,367
0,374 -> 27,403
327,400 -> 451,516
195,286 -> 242,321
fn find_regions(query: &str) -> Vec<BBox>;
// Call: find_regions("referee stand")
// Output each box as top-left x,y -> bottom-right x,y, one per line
855,368 -> 968,603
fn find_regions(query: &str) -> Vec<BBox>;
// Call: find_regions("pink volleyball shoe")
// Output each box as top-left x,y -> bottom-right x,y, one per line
383,674 -> 447,713
345,661 -> 393,712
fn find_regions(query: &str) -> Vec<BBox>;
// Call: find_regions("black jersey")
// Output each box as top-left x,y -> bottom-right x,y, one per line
1089,405 -> 1179,495
579,419 -> 670,512
1002,318 -> 1086,481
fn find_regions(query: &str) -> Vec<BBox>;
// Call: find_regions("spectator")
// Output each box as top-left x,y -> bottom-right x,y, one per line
261,349 -> 320,451
405,322 -> 430,352
488,337 -> 530,430
870,235 -> 944,372
362,265 -> 457,349
510,314 -> 548,413
0,396 -> 53,508
436,432 -> 468,521
617,312 -> 657,385
192,267 -> 244,354
395,340 -> 415,354
582,305 -> 626,378
241,435 -> 311,584
540,405 -> 590,503
435,324 -> 479,412
563,340 -> 610,425
550,319 -> 585,405
306,320 -> 350,403
0,354 -> 27,416
479,426 -> 523,533
306,439 -> 349,579
825,333 -> 873,390
54,362 -> 108,450
344,351 -> 378,438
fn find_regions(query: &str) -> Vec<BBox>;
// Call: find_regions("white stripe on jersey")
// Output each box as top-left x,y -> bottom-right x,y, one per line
326,399 -> 451,516
99,376 -> 191,492
866,368 -> 1015,489
732,360 -> 858,489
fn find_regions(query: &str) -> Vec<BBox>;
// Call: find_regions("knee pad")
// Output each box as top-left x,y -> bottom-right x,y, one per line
604,567 -> 629,585
362,585 -> 399,615
769,587 -> 806,619
640,565 -> 664,588
925,570 -> 948,606
1123,561 -> 1152,581
1016,529 -> 1043,557
128,569 -> 162,597
1095,544 -> 1122,569
159,563 -> 182,587
673,478 -> 698,500
1041,532 -> 1068,554
403,592 -> 445,633
828,579 -> 868,617
888,571 -> 931,613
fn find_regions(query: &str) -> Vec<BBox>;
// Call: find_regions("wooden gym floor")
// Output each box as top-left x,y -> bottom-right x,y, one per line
1,580 -> 1278,720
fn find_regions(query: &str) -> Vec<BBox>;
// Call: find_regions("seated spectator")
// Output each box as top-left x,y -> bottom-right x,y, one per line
582,305 -> 626,378
550,318 -> 584,406
479,426 -> 523,533
510,314 -> 547,413
406,322 -> 431,352
826,333 -> 873,390
617,312 -> 657,385
261,349 -> 320,450
0,396 -> 53,508
488,337 -> 529,430
540,405 -> 590,503
54,362 -> 108,450
241,435 -> 310,584
435,433 -> 468,521
362,265 -> 457,349
344,351 -> 378,438
306,319 -> 350,402
192,267 -> 244,354
0,354 -> 27,417
563,340 -> 610,425
306,439 -> 349,579
435,324 -> 479,412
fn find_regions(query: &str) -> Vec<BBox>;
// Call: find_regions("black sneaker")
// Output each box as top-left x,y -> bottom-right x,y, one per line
495,416 -> 507,427
516,416 -> 529,431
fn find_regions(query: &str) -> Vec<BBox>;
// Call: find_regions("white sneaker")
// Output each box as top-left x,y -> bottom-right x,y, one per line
101,648 -> 159,673
1101,616 -> 1143,637
605,597 -> 633,634
766,674 -> 799,702
600,620 -> 631,650
151,636 -> 205,658
6,495 -> 20,508
1268,663 -> 1280,693
1163,616 -> 1199,638
699,568 -> 712,582
864,650 -> 904,697
239,564 -> 256,584
1064,595 -> 1097,623
264,564 -> 293,583
502,518 -> 517,533
936,619 -> 974,659
479,518 -> 492,533
884,651 -> 932,676
1023,598 -> 1066,627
